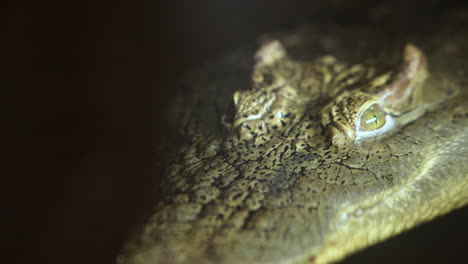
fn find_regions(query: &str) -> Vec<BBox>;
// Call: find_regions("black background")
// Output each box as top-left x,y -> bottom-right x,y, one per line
6,1 -> 468,264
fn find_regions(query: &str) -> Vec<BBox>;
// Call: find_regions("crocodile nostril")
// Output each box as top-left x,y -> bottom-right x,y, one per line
262,72 -> 275,86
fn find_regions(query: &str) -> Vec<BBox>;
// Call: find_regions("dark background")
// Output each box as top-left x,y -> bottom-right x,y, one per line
6,1 -> 467,264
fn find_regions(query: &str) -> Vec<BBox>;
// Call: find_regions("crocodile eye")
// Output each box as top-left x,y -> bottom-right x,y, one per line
359,104 -> 385,131
222,99 -> 236,126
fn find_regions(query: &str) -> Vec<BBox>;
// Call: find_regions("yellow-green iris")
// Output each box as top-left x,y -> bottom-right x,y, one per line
360,104 -> 386,131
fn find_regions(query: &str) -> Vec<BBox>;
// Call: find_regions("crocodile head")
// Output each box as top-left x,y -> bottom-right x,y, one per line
119,40 -> 468,264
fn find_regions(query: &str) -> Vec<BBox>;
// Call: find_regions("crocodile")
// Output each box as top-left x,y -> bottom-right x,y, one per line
118,20 -> 468,264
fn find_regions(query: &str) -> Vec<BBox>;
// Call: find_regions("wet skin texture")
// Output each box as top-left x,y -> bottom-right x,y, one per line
119,22 -> 468,264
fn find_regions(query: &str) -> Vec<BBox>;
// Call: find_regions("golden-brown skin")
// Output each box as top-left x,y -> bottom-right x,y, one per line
118,24 -> 468,264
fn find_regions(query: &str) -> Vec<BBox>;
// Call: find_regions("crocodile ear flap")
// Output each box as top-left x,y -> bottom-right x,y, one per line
254,40 -> 287,67
379,44 -> 428,115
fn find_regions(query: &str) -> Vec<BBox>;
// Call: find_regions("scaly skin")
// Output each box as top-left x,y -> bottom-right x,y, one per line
119,23 -> 468,264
